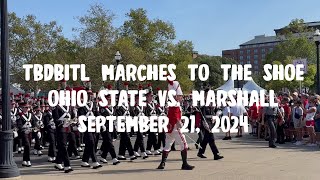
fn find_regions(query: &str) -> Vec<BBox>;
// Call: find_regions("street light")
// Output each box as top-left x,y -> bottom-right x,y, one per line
314,29 -> 320,95
0,0 -> 21,178
115,51 -> 122,91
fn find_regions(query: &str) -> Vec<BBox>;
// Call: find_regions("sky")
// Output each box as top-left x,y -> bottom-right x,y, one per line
9,0 -> 320,56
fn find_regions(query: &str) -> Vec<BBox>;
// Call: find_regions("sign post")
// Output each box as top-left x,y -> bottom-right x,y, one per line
293,58 -> 308,93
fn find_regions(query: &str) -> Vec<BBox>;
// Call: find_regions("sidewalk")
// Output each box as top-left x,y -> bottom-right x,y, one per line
17,135 -> 320,180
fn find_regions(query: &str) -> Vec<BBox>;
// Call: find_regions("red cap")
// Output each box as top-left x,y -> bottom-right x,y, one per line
147,83 -> 152,87
124,82 -> 129,86
156,87 -> 161,91
138,84 -> 143,90
107,84 -> 112,89
25,93 -> 30,98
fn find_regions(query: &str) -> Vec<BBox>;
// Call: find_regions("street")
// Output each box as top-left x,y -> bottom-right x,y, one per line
14,133 -> 320,180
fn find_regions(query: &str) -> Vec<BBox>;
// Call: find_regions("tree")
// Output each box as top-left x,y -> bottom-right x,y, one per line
15,38 -> 82,91
121,8 -> 175,60
193,55 -> 238,90
72,3 -> 117,90
8,12 -> 64,91
263,19 -> 317,92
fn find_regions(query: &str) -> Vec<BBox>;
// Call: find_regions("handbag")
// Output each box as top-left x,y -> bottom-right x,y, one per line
294,108 -> 301,119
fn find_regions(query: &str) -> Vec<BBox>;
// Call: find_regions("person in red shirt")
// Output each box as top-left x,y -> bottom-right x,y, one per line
282,97 -> 293,142
249,102 -> 260,135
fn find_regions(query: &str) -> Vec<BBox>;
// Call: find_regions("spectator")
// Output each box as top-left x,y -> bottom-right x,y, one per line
293,100 -> 303,146
314,95 -> 320,144
303,98 -> 317,146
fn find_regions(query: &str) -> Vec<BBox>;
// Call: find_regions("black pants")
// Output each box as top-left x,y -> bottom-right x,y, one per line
21,132 -> 31,161
74,131 -> 81,148
67,131 -> 79,157
33,131 -> 41,151
276,123 -> 285,143
146,132 -> 157,151
134,132 -> 145,152
47,131 -> 56,157
198,131 -> 219,155
196,132 -> 203,144
157,132 -> 166,150
112,126 -> 117,140
95,133 -> 100,151
41,128 -> 47,146
56,131 -> 71,167
82,132 -> 98,163
13,136 -> 22,152
101,131 -> 117,159
266,116 -> 276,146
118,132 -> 134,156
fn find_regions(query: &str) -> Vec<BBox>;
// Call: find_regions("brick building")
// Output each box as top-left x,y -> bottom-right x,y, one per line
222,21 -> 320,74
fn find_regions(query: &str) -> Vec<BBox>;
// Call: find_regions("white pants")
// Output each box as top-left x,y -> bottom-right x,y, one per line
163,127 -> 188,151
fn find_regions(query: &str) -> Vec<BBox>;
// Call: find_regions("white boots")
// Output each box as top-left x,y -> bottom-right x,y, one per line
22,161 -> 31,167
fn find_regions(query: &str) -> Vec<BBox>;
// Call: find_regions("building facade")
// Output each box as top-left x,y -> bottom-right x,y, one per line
222,21 -> 320,74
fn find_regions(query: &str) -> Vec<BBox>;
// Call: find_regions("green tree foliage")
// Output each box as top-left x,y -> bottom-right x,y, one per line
121,8 -> 176,59
193,55 -> 237,90
263,19 -> 317,92
9,12 -> 64,91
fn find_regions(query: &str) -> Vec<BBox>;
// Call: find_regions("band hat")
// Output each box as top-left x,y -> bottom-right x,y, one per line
19,102 -> 30,107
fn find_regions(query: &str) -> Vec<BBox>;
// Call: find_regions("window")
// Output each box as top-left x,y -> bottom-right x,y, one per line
240,61 -> 244,65
247,60 -> 251,64
254,49 -> 258,54
254,65 -> 259,70
247,49 -> 251,54
261,48 -> 265,53
254,55 -> 258,59
240,50 -> 244,55
254,60 -> 258,64
247,55 -> 251,60
269,47 -> 273,52
262,54 -> 266,59
240,56 -> 244,60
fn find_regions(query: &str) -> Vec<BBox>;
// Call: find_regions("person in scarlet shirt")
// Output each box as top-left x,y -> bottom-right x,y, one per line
249,102 -> 260,135
281,97 -> 293,142
157,79 -> 194,170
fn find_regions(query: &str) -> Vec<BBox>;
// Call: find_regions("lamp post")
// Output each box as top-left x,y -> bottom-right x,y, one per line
0,0 -> 21,178
115,51 -> 122,91
314,29 -> 320,95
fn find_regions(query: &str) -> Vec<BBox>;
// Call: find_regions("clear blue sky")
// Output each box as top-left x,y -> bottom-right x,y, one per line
9,0 -> 320,56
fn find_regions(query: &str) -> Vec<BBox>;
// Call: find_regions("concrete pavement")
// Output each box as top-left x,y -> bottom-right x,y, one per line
15,134 -> 320,180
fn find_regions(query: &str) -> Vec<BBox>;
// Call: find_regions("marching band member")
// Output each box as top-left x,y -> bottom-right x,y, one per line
117,100 -> 137,161
197,88 -> 224,160
43,101 -> 57,162
52,80 -> 76,173
79,89 -> 102,169
155,94 -> 166,153
99,94 -> 120,165
16,101 -> 36,167
131,93 -> 148,159
157,78 -> 195,170
145,86 -> 161,156
12,100 -> 22,154
32,105 -> 44,156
